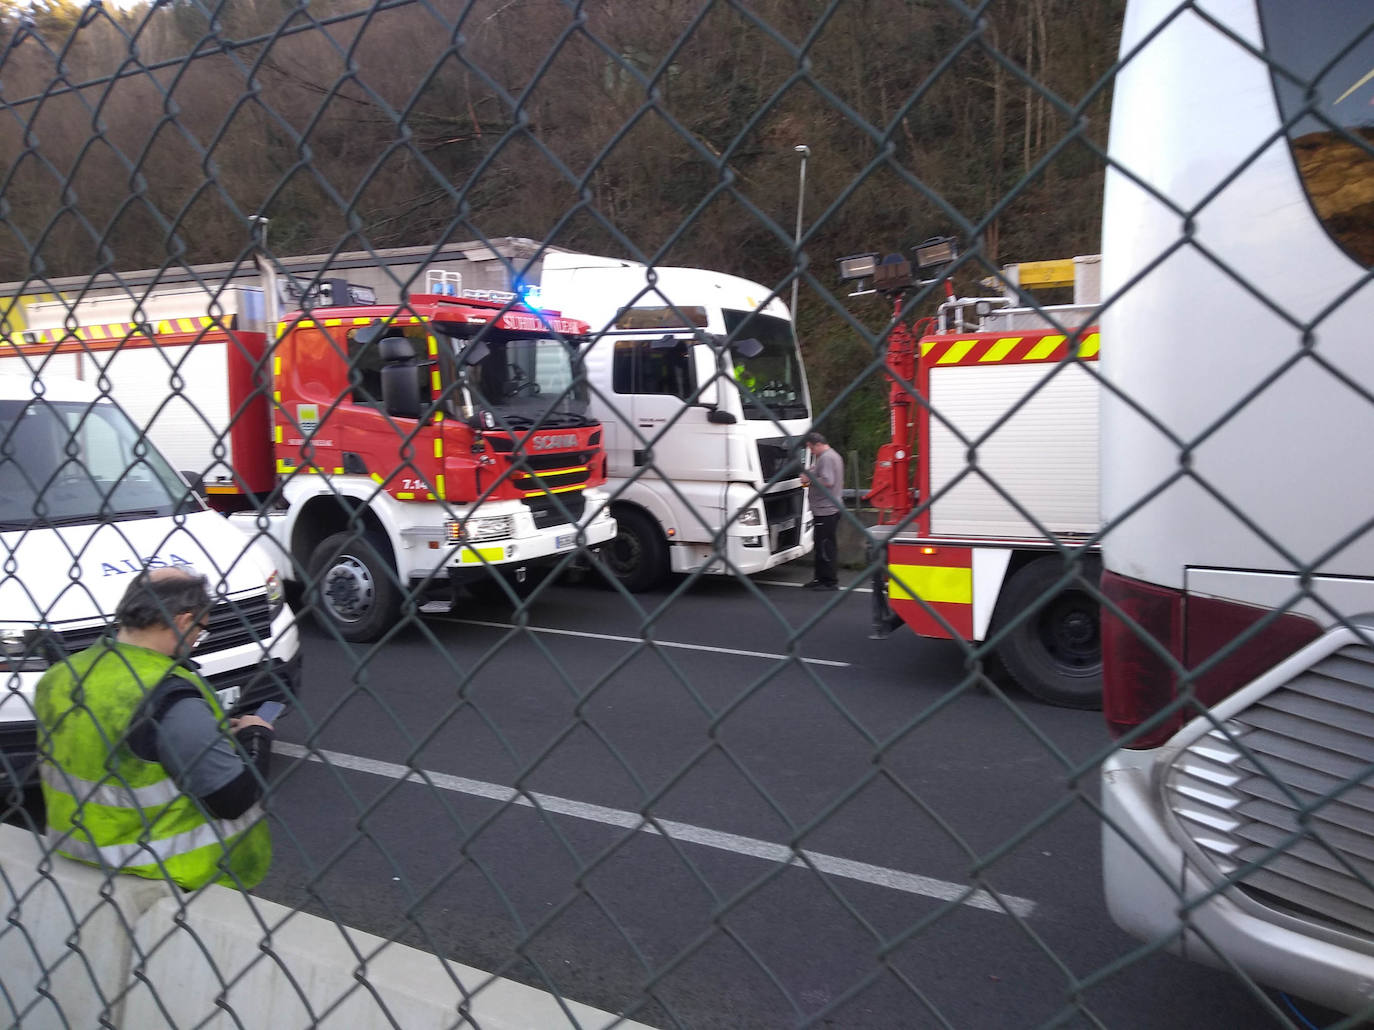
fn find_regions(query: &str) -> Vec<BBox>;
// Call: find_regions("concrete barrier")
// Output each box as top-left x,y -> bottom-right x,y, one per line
0,826 -> 653,1029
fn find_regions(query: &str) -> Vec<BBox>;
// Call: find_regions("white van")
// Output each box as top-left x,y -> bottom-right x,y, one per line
0,374 -> 300,788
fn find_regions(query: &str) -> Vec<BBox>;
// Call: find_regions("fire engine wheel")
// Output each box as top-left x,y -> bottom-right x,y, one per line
991,556 -> 1103,710
600,506 -> 667,592
309,531 -> 402,643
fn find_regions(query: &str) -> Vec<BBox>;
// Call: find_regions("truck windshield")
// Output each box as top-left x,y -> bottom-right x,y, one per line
0,399 -> 192,530
446,332 -> 592,430
722,310 -> 809,421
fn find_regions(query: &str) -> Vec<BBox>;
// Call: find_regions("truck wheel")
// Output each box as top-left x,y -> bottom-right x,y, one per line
601,507 -> 667,592
308,531 -> 402,643
990,556 -> 1102,709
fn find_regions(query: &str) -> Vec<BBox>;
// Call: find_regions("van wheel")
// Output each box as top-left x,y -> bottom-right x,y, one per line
990,556 -> 1102,709
308,531 -> 402,642
600,507 -> 667,592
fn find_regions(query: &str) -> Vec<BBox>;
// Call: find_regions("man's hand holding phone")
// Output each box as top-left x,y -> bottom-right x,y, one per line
231,699 -> 283,734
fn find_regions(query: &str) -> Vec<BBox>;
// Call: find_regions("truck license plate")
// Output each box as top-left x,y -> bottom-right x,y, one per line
556,533 -> 575,549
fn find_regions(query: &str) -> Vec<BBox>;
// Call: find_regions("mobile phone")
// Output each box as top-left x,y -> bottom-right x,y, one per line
253,700 -> 285,723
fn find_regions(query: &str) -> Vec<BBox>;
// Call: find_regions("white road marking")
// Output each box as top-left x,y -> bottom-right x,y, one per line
434,618 -> 851,668
274,742 -> 1036,919
755,579 -> 873,594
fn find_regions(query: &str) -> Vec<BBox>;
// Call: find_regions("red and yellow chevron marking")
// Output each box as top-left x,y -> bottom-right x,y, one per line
920,329 -> 1099,367
886,543 -> 974,641
16,316 -> 223,346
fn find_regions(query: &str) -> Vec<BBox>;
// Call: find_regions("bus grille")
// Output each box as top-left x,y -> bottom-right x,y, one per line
1163,643 -> 1374,939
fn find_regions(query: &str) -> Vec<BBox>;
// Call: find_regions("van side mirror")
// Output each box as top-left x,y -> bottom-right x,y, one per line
379,336 -> 422,419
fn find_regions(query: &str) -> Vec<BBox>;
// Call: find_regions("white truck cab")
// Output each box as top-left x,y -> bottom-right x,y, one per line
0,374 -> 300,789
535,255 -> 814,590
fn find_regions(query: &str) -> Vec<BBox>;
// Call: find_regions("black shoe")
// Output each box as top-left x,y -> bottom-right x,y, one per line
815,582 -> 839,591
803,579 -> 824,589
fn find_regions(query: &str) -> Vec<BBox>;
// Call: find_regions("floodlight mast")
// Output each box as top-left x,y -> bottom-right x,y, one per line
839,236 -> 961,528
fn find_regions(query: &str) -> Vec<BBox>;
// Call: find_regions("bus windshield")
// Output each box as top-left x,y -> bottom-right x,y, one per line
722,310 -> 809,421
1259,0 -> 1374,267
0,399 -> 193,530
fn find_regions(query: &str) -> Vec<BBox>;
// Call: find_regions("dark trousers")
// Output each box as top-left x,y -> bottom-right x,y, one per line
813,512 -> 840,586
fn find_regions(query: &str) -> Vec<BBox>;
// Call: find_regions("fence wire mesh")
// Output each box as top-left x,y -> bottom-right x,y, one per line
0,0 -> 1371,1027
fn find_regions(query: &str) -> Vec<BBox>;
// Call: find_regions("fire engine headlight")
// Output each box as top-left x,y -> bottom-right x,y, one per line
739,507 -> 763,527
266,571 -> 285,619
446,515 -> 513,544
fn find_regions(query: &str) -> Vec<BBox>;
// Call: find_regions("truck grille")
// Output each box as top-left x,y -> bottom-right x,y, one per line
764,488 -> 804,553
756,437 -> 800,481
1163,643 -> 1374,939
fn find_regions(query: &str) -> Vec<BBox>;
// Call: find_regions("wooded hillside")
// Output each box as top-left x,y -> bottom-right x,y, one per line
0,0 -> 1124,471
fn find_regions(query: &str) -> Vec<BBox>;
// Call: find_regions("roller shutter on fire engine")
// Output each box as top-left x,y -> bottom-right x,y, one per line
927,361 -> 1099,538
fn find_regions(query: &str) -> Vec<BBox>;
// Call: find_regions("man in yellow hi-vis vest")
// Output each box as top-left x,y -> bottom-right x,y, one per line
35,568 -> 274,890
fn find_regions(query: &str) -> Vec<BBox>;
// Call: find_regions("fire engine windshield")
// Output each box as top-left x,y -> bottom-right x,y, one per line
722,310 -> 809,421
0,399 -> 194,530
445,331 -> 592,429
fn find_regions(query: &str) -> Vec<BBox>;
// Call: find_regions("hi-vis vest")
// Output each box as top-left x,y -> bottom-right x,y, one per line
34,640 -> 271,890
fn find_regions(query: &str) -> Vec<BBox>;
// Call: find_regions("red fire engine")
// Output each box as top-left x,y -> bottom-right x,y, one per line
843,245 -> 1102,708
5,280 -> 617,641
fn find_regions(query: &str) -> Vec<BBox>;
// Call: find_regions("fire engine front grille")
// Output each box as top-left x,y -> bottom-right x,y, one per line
764,489 -> 804,554
513,450 -> 597,472
513,469 -> 591,494
525,493 -> 586,530
50,593 -> 275,657
1163,643 -> 1374,939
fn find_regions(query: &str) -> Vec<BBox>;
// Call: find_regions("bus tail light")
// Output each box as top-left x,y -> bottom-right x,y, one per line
1102,570 -> 1323,749
1101,571 -> 1183,748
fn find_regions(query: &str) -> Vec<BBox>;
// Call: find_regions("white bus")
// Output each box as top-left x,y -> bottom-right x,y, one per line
1099,0 -> 1374,1013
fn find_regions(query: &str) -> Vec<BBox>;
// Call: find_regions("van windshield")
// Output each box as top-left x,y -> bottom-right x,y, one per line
0,399 -> 192,529
722,310 -> 810,421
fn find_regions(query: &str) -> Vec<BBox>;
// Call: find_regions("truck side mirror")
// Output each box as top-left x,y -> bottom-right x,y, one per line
379,336 -> 422,419
707,409 -> 737,425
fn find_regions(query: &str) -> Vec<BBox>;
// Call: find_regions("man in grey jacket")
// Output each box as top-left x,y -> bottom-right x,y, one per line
800,431 -> 844,590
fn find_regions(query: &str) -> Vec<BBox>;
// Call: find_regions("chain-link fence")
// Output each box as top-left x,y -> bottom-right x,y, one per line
0,0 -> 1371,1027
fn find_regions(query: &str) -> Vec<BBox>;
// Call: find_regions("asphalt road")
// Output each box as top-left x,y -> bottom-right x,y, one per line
258,564 -> 1302,1029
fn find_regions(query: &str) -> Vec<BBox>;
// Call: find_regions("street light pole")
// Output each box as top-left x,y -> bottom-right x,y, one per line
791,144 -> 810,324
